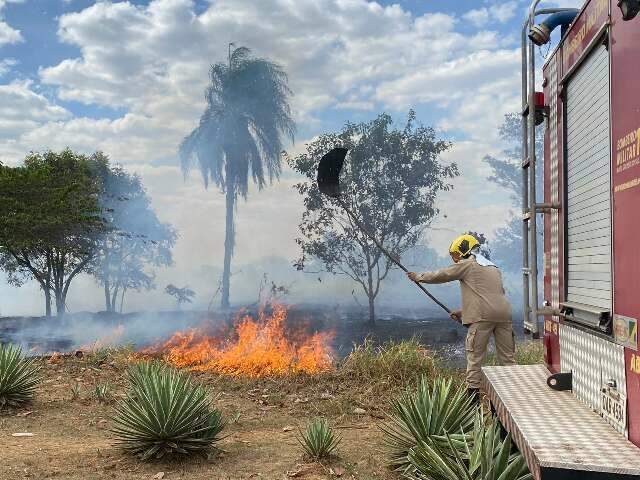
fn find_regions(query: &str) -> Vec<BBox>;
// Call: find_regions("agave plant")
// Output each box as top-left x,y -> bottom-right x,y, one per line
95,382 -> 112,403
127,360 -> 168,389
0,343 -> 42,408
407,411 -> 533,480
111,361 -> 225,460
298,418 -> 341,460
381,376 -> 476,474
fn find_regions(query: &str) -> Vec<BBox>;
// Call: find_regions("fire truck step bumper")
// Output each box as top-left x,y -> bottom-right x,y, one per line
482,364 -> 640,480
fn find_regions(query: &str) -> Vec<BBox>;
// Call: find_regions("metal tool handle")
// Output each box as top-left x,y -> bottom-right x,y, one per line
336,198 -> 451,314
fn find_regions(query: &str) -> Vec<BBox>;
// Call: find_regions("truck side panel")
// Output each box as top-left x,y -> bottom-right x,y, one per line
610,1 -> 640,447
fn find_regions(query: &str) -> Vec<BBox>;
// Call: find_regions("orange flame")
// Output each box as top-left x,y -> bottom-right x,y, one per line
146,304 -> 333,377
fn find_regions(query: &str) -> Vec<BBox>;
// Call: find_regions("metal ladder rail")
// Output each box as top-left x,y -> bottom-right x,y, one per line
521,4 -> 575,337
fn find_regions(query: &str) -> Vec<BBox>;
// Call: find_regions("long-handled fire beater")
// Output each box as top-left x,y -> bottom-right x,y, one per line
316,147 -> 451,315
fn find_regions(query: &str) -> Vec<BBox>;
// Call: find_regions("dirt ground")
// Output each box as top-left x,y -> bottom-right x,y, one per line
1,353 -> 404,480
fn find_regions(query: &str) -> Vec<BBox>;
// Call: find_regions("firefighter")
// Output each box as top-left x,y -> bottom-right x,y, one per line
407,234 -> 515,402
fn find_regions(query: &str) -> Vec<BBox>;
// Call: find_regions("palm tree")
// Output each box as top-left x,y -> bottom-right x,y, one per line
180,46 -> 295,309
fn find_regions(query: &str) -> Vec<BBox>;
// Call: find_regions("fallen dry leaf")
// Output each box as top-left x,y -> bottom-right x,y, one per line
152,472 -> 165,479
11,433 -> 34,437
286,464 -> 316,477
353,408 -> 366,415
16,411 -> 33,417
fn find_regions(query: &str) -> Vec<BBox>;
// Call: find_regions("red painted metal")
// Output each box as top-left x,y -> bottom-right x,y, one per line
610,0 -> 640,446
542,51 -> 564,374
561,0 -> 609,77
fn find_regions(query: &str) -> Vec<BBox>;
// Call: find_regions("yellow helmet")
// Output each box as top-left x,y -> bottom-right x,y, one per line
449,234 -> 479,258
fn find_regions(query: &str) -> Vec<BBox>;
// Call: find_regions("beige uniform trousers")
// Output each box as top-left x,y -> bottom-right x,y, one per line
465,320 -> 516,389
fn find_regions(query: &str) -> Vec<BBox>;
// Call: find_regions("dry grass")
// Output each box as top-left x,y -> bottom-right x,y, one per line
486,340 -> 544,366
0,338 -> 542,479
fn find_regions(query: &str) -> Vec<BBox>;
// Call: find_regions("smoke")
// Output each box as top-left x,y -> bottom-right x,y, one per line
2,310 -> 212,355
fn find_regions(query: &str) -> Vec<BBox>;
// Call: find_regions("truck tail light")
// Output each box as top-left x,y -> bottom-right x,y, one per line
534,91 -> 547,126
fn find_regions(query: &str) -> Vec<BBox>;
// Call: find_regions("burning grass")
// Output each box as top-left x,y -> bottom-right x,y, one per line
142,304 -> 334,377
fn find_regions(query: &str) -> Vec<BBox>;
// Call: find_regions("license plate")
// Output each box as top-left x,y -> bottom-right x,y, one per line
601,388 -> 627,432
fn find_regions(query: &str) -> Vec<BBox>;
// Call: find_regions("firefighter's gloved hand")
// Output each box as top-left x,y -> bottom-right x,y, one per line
407,272 -> 420,282
449,310 -> 462,322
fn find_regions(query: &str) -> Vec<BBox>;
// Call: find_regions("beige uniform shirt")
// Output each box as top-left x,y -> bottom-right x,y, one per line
417,256 -> 512,325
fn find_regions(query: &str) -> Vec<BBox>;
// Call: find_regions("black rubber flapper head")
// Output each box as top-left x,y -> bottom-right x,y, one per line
317,147 -> 348,198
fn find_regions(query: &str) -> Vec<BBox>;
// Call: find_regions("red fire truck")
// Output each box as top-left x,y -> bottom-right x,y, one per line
482,0 -> 640,478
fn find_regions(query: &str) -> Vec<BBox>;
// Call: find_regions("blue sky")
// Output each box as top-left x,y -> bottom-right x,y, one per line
0,0 -> 578,314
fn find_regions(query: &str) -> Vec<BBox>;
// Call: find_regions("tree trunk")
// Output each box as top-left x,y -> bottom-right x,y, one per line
55,290 -> 65,317
111,284 -> 119,312
367,293 -> 376,326
366,267 -> 376,326
119,287 -> 126,313
44,288 -> 52,317
104,278 -> 112,312
221,186 -> 235,309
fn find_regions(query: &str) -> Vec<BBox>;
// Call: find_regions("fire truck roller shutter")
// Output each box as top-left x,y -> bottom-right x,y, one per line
566,42 -> 612,311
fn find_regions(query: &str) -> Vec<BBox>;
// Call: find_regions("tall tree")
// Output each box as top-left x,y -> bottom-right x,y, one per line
0,150 -> 105,316
179,46 -> 295,309
483,113 -> 544,273
91,163 -> 177,313
288,112 -> 457,325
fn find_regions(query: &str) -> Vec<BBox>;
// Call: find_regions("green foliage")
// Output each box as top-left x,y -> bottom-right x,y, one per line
91,163 -> 176,313
298,418 -> 341,460
287,111 -> 456,323
111,362 -> 225,460
0,149 -> 107,316
94,383 -> 112,403
0,344 -> 42,408
339,338 -> 439,387
407,411 -> 532,480
381,377 -> 476,474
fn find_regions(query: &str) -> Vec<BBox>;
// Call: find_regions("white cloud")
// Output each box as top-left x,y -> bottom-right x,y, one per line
0,80 -> 70,146
463,2 -> 518,28
0,57 -> 16,76
0,0 -> 24,47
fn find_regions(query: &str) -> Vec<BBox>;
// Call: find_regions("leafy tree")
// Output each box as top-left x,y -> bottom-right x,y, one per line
165,284 -> 196,309
483,113 -> 544,273
91,164 -> 177,312
288,112 -> 456,325
179,46 -> 296,310
0,150 -> 105,316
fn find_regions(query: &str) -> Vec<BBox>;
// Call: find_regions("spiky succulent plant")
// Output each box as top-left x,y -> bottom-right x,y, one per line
0,343 -> 42,408
407,410 -> 533,480
111,361 -> 225,460
298,417 -> 341,460
380,376 -> 477,474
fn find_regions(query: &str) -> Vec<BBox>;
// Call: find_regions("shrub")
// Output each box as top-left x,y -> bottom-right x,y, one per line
298,418 -> 340,460
381,376 -> 476,474
111,361 -> 225,460
407,410 -> 532,480
0,344 -> 42,408
339,338 -> 439,387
